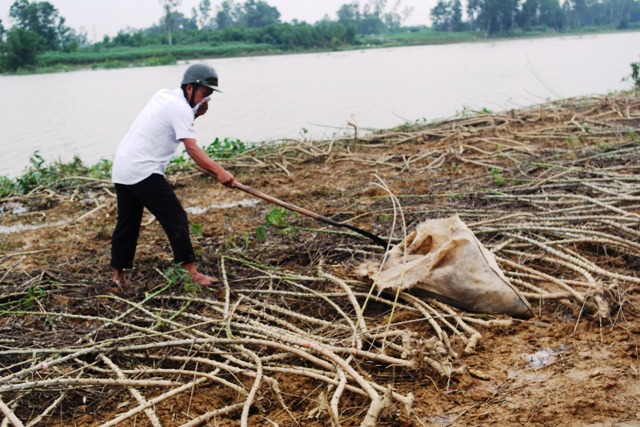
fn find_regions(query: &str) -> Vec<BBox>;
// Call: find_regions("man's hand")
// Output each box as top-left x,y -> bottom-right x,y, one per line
194,101 -> 209,118
183,138 -> 235,188
216,168 -> 235,188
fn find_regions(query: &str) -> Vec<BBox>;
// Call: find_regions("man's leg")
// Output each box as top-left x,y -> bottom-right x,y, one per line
128,174 -> 218,285
110,183 -> 145,284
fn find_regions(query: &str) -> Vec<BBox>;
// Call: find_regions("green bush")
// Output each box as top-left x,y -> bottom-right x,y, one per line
0,151 -> 112,197
168,137 -> 255,172
203,137 -> 253,159
143,54 -> 176,66
631,61 -> 640,88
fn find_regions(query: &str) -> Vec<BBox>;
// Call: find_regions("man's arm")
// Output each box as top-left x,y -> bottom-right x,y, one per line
182,138 -> 235,188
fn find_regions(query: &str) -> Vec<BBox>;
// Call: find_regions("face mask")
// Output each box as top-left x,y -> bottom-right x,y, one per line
192,96 -> 211,114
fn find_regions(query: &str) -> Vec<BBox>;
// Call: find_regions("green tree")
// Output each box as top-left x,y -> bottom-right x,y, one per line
8,0 -> 68,50
381,0 -> 414,30
631,0 -> 640,22
430,0 -> 464,31
538,0 -> 565,29
196,0 -> 213,28
561,0 -> 640,28
336,0 -> 408,34
451,0 -> 464,29
516,0 -> 538,29
213,0 -> 280,29
579,0 -> 635,27
517,0 -> 564,29
359,0 -> 387,33
608,0 -> 639,28
563,0 -> 589,26
110,28 -> 146,47
337,2 -> 361,24
431,0 -> 452,29
56,16 -> 83,51
215,0 -> 242,29
0,19 -> 5,42
468,0 -> 519,35
2,27 -> 45,71
159,0 -> 182,45
240,0 -> 281,27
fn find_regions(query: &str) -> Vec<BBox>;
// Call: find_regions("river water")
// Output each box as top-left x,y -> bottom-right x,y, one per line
1,31 -> 638,178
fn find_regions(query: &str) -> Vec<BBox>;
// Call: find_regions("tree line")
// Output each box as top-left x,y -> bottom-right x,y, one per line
0,0 -> 638,73
431,0 -> 640,34
0,0 -> 88,71
100,0 -> 410,49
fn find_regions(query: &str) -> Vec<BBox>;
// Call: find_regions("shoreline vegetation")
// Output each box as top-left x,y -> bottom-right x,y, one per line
8,26 -> 640,76
2,0 -> 640,75
1,84 -> 639,198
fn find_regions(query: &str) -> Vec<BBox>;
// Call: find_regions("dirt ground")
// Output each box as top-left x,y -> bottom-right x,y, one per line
1,92 -> 639,426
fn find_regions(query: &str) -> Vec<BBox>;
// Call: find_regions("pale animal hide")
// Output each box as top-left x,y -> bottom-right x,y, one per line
358,215 -> 533,318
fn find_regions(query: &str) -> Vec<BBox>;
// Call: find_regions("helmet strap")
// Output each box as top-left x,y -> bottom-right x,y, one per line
183,83 -> 200,108
189,83 -> 200,107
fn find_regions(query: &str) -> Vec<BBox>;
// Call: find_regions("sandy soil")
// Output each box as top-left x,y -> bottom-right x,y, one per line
1,93 -> 639,426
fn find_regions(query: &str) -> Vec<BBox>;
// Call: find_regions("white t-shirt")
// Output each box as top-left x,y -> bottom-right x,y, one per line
112,88 -> 196,185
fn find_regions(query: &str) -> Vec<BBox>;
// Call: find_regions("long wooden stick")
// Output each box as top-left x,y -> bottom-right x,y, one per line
195,166 -> 388,247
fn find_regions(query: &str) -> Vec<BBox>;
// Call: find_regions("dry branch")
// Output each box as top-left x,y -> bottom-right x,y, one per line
1,91 -> 639,426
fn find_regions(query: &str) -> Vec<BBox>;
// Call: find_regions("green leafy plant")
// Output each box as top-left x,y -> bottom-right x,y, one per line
0,286 -> 46,308
0,176 -> 14,198
168,155 -> 189,168
203,137 -> 253,159
1,151 -> 113,197
164,263 -> 201,293
190,223 -> 204,239
183,281 -> 202,293
491,167 -> 505,186
168,137 -> 253,171
165,264 -> 190,285
88,158 -> 113,179
376,214 -> 392,223
241,231 -> 250,247
629,61 -> 640,88
20,287 -> 46,308
256,207 -> 299,241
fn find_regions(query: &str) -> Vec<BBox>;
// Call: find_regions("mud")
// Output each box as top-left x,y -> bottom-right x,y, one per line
1,93 -> 639,426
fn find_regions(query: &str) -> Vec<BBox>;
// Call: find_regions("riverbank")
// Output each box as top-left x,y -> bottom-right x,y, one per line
9,26 -> 640,75
1,91 -> 639,426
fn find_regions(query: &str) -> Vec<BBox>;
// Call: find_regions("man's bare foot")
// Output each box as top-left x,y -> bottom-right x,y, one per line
190,272 -> 220,286
183,263 -> 219,287
112,268 -> 127,286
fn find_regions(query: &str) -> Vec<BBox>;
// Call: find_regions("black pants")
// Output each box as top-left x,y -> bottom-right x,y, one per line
110,174 -> 195,269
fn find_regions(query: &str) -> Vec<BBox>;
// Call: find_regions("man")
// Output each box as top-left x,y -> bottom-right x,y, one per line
110,63 -> 234,287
